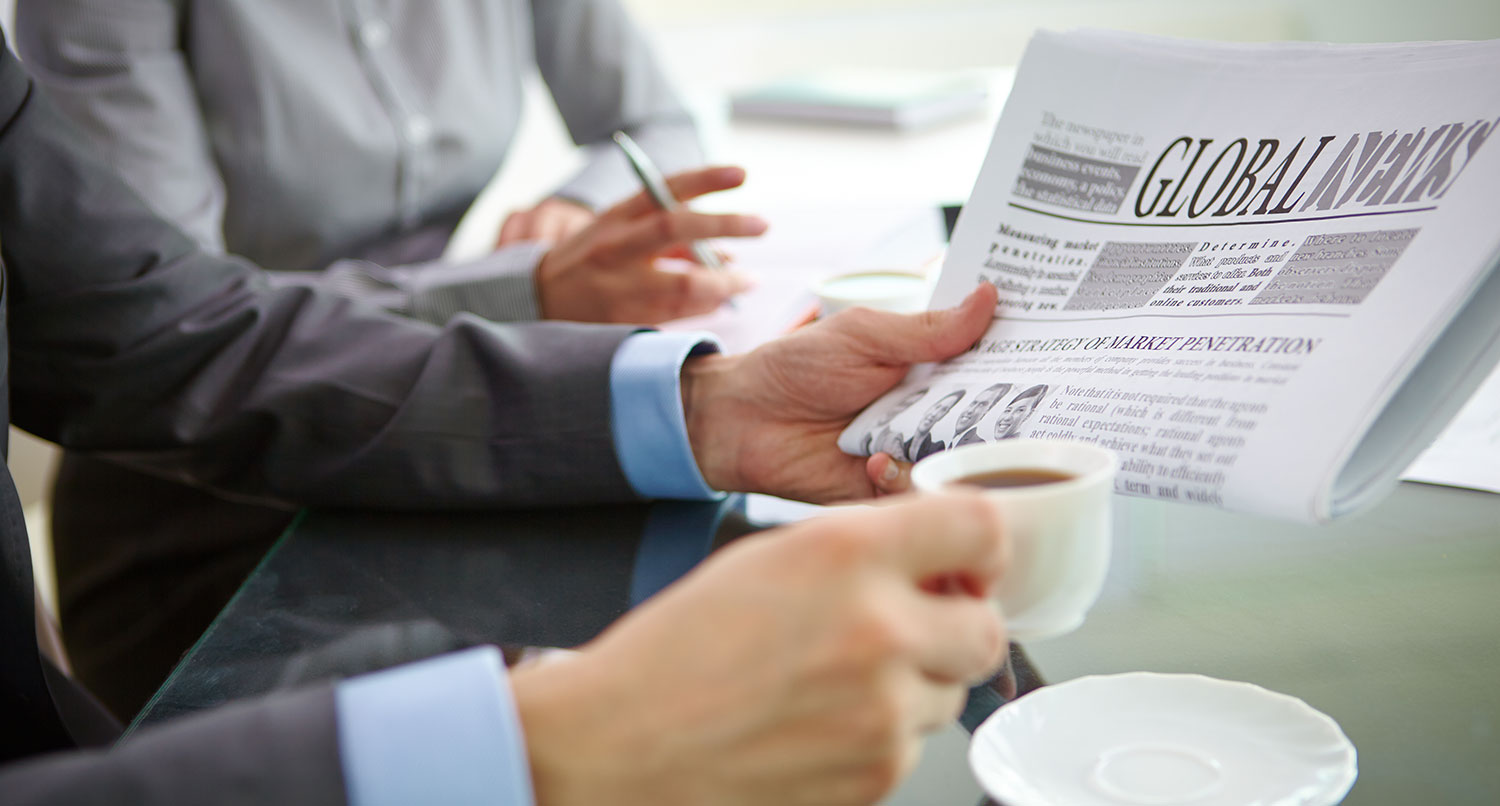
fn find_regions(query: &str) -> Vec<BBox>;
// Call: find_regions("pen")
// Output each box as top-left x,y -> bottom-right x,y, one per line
611,130 -> 724,270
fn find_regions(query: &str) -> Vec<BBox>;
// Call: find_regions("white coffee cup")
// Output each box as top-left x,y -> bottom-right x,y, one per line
911,439 -> 1117,641
814,270 -> 931,317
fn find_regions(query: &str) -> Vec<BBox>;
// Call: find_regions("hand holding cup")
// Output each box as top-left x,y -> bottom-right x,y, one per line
912,439 -> 1117,641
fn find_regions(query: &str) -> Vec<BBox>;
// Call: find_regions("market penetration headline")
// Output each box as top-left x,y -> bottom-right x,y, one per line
967,334 -> 1322,356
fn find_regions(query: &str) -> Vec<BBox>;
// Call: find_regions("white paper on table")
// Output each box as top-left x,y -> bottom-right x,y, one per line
661,203 -> 947,353
1404,363 -> 1500,494
743,494 -> 833,524
743,494 -> 873,525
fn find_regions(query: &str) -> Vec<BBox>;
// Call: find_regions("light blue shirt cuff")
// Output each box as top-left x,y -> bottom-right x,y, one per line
610,331 -> 725,500
337,646 -> 532,806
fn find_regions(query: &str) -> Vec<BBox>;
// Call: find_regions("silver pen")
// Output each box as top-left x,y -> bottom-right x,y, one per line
611,130 -> 724,270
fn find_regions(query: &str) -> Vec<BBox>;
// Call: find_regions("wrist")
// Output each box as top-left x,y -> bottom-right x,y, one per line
514,649 -> 685,806
534,251 -> 582,321
511,655 -> 611,806
681,353 -> 747,493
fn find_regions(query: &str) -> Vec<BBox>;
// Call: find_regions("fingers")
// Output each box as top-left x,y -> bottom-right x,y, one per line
660,244 -> 697,261
831,282 -> 998,365
663,244 -> 735,265
679,268 -> 756,314
633,266 -> 757,322
590,210 -> 768,267
911,675 -> 971,733
865,453 -> 912,496
847,493 -> 1007,585
496,210 -> 533,246
602,165 -> 750,223
499,203 -> 594,247
903,591 -> 1008,684
537,218 -> 574,245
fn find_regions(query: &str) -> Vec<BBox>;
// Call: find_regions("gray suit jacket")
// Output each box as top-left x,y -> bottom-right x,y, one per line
0,32 -> 637,801
20,0 -> 704,715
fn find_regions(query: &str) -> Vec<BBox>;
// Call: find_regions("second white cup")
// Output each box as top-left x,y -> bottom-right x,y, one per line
814,270 -> 931,317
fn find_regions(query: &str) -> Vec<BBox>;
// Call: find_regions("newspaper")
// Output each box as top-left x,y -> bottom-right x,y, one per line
838,31 -> 1500,522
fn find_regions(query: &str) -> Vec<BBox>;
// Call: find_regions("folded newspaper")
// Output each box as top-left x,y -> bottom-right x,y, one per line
837,30 -> 1500,522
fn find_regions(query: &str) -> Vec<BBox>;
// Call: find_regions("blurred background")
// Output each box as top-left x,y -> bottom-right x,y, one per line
624,0 -> 1500,82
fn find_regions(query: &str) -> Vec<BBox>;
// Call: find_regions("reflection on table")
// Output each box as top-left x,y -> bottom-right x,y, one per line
139,482 -> 1500,805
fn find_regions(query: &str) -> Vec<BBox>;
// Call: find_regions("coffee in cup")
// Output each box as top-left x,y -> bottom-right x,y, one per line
911,439 -> 1116,641
953,468 -> 1077,489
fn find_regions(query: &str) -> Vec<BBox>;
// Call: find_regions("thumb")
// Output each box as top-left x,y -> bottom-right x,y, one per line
834,283 -> 997,365
866,453 -> 913,496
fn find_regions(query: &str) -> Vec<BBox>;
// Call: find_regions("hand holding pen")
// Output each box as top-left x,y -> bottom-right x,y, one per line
612,130 -> 730,271
531,161 -> 764,323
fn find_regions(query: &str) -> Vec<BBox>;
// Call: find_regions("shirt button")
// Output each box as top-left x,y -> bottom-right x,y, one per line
360,20 -> 391,48
404,115 -> 433,145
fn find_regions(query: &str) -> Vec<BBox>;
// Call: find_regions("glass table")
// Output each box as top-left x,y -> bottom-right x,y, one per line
137,482 -> 1500,805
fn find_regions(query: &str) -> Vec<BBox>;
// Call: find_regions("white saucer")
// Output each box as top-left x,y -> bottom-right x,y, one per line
969,673 -> 1357,806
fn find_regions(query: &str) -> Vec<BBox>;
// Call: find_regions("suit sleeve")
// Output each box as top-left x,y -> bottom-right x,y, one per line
0,649 -> 540,806
0,42 -> 639,509
529,0 -> 705,209
0,684 -> 346,806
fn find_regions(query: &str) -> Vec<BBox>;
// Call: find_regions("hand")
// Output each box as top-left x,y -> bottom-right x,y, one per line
496,196 -> 596,247
681,282 -> 999,503
512,493 -> 1010,806
534,166 -> 763,324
